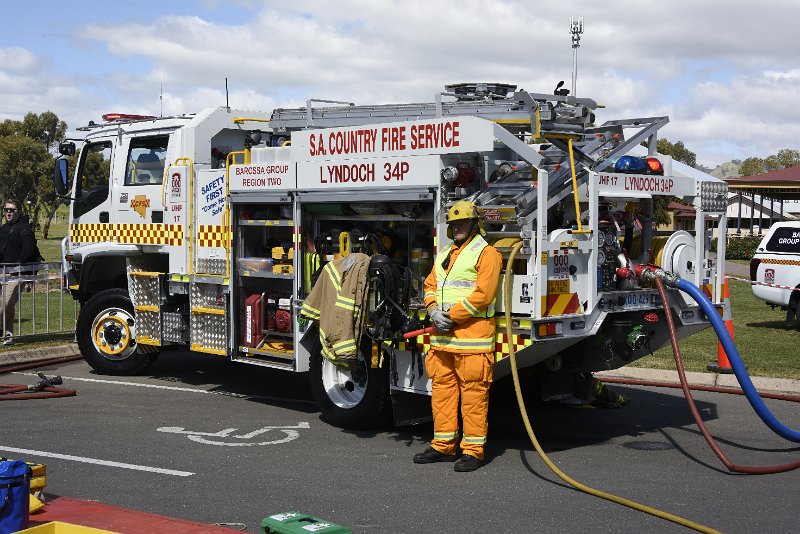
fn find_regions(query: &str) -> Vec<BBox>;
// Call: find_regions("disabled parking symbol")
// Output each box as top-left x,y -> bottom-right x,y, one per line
157,422 -> 310,446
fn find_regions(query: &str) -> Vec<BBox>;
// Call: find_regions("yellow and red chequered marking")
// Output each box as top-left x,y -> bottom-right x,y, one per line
396,319 -> 532,363
398,333 -> 432,354
760,258 -> 800,266
494,331 -> 532,361
541,293 -> 581,316
197,225 -> 231,248
70,224 -> 114,243
117,224 -> 183,246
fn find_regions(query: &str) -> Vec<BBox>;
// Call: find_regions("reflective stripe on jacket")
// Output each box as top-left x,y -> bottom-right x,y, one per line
300,253 -> 371,364
427,235 -> 501,353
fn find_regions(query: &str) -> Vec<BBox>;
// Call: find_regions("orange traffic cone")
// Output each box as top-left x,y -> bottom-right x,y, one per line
708,276 -> 735,374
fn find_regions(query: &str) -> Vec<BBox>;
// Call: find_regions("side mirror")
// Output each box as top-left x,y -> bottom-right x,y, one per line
59,141 -> 76,156
54,157 -> 70,197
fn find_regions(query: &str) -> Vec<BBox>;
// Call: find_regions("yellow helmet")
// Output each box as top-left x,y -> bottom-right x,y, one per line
445,200 -> 486,239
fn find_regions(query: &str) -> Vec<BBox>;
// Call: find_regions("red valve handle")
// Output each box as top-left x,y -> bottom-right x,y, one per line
403,325 -> 436,339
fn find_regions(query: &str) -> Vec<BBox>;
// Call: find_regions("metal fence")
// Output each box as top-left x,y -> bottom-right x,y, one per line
1,262 -> 78,343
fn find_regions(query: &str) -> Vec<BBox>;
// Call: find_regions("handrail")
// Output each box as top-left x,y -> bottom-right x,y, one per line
567,138 -> 592,234
223,151 -> 248,277
172,157 -> 195,274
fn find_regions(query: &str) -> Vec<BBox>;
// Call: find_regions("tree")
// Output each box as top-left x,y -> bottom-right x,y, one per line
641,138 -> 698,226
20,112 -> 67,153
775,149 -> 800,169
0,111 -> 68,237
0,136 -> 52,209
655,138 -> 697,168
738,157 -> 765,176
739,149 -> 800,176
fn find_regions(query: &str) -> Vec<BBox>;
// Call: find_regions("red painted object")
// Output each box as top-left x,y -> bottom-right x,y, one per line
28,495 -> 242,533
403,325 -> 436,339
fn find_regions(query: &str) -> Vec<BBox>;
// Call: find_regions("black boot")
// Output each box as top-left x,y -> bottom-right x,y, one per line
454,454 -> 483,472
413,447 -> 457,464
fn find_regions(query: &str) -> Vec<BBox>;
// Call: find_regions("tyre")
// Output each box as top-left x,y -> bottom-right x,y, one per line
788,287 -> 800,331
76,288 -> 159,375
309,335 -> 390,428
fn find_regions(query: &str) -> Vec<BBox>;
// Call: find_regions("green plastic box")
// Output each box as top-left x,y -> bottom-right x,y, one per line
261,512 -> 352,534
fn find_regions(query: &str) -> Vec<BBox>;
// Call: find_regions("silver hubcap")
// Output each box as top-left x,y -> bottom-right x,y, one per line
321,353 -> 368,409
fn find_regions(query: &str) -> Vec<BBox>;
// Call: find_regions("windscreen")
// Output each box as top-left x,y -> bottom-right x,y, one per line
765,226 -> 800,253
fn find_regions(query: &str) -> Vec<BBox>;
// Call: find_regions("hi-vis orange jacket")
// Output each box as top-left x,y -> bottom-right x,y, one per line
423,235 -> 502,353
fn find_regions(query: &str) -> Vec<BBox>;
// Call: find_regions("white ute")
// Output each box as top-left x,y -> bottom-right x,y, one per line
750,221 -> 800,328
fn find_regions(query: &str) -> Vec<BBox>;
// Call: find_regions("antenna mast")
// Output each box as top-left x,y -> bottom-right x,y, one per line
570,16 -> 584,97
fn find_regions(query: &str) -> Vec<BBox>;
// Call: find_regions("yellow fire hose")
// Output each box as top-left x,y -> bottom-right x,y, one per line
503,240 -> 719,534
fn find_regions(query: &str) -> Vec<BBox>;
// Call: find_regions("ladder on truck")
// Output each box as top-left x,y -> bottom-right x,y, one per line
270,83 -> 670,228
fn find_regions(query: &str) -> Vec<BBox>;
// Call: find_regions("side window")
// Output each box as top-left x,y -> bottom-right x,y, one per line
125,135 -> 168,186
73,141 -> 113,218
766,227 -> 800,253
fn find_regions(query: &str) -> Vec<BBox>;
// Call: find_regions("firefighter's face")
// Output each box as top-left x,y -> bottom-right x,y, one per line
450,219 -> 474,243
4,204 -> 20,224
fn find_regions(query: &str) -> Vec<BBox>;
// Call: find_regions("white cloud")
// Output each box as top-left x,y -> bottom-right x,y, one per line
0,47 -> 39,73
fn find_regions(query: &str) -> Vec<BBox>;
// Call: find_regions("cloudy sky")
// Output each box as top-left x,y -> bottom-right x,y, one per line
1,0 -> 798,168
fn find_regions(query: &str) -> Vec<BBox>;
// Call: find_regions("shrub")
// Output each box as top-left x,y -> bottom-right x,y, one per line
723,236 -> 761,260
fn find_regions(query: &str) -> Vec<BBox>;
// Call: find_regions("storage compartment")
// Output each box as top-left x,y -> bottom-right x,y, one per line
240,257 -> 273,272
234,201 -> 296,366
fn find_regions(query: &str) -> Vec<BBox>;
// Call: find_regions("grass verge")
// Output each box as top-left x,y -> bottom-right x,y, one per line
630,279 -> 800,379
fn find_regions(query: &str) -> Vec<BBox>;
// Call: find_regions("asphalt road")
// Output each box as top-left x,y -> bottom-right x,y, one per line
2,352 -> 798,534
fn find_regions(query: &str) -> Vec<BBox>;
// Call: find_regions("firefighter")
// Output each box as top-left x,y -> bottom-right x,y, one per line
413,200 -> 502,472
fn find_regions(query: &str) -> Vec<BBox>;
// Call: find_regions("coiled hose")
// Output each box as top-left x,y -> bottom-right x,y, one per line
0,355 -> 81,400
655,277 -> 800,474
503,241 -> 719,534
675,278 -> 800,443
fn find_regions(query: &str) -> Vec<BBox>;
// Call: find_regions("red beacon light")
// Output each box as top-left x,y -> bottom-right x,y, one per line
644,157 -> 664,175
102,113 -> 157,122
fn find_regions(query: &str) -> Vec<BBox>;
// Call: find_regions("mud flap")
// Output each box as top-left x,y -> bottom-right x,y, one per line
391,391 -> 433,427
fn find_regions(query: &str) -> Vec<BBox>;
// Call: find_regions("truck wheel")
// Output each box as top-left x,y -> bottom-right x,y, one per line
309,337 -> 389,428
77,288 -> 158,375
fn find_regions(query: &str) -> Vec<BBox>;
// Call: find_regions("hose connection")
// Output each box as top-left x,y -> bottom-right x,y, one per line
632,264 -> 681,288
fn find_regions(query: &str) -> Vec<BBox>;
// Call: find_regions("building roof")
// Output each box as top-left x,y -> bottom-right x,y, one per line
667,201 -> 695,218
725,165 -> 800,200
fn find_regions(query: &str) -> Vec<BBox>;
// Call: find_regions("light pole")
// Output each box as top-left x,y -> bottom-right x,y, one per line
570,16 -> 584,97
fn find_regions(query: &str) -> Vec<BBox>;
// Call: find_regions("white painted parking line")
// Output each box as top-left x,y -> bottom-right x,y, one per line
0,446 -> 194,477
13,372 -> 316,405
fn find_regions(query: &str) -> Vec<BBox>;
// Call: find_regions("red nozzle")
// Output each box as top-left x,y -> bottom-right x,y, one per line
403,326 -> 436,339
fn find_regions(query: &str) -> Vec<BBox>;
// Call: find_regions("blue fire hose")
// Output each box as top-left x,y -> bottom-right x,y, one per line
676,278 -> 800,442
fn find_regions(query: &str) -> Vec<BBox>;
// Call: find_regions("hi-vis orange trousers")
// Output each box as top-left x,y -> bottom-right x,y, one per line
426,348 -> 494,460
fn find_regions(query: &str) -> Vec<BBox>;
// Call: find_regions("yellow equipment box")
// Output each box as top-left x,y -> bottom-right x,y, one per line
18,521 -> 118,533
271,246 -> 293,261
273,264 -> 294,275
29,462 -> 46,492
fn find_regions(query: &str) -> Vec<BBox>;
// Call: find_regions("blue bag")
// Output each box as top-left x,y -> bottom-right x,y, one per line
0,459 -> 31,534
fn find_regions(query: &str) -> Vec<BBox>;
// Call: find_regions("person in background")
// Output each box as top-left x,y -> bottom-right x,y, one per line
0,199 -> 39,345
413,200 -> 502,472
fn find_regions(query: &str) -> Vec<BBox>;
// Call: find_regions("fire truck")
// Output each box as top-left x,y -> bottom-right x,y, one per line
54,82 -> 729,427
